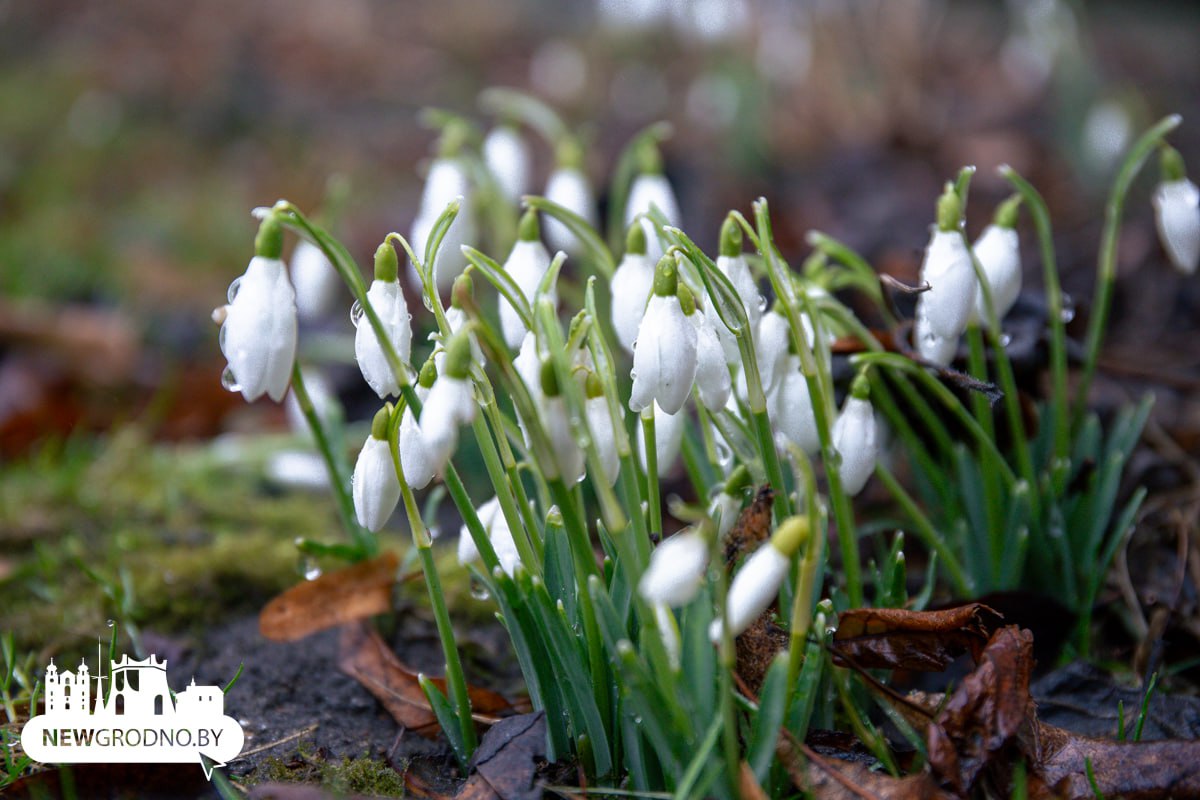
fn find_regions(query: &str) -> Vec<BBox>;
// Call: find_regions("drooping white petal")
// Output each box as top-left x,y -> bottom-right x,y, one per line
711,491 -> 742,540
399,403 -> 434,490
408,159 -> 476,292
914,309 -> 958,366
709,541 -> 790,641
638,529 -> 709,607
916,229 -> 976,342
770,355 -> 819,455
691,311 -> 732,412
546,395 -> 586,485
625,173 -> 681,262
709,253 -> 764,364
637,401 -> 686,477
972,225 -> 1022,326
220,256 -> 298,403
420,375 -> 477,473
753,311 -> 790,396
629,294 -> 698,414
483,127 -> 530,205
290,240 -> 340,321
457,496 -> 522,577
610,252 -> 656,353
543,167 -> 597,255
831,395 -> 878,496
352,436 -> 401,532
653,602 -> 681,669
1153,178 -> 1200,275
500,239 -> 553,349
586,395 -> 621,486
354,280 -> 413,398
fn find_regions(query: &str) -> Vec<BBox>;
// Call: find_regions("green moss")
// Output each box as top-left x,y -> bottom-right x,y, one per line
253,750 -> 406,797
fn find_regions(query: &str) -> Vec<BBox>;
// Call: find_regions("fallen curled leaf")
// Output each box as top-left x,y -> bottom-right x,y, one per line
723,485 -> 774,565
455,712 -> 547,800
338,622 -> 515,739
776,729 -> 953,800
927,625 -> 1034,794
260,552 -> 399,641
831,603 -> 1003,672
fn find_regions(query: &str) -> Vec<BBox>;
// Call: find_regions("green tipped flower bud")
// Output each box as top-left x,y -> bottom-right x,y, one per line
626,221 -> 648,256
539,359 -> 561,397
438,119 -> 471,159
723,464 -> 752,495
719,216 -> 742,258
374,242 -> 399,283
255,214 -> 284,259
637,141 -> 664,175
451,271 -> 474,309
993,194 -> 1022,230
517,209 -> 541,242
370,403 -> 393,440
555,137 -> 584,170
1161,145 -> 1187,183
770,515 -> 809,557
584,371 -> 604,399
443,330 -> 473,380
849,371 -> 871,400
936,183 -> 961,233
418,356 -> 439,388
651,256 -> 678,297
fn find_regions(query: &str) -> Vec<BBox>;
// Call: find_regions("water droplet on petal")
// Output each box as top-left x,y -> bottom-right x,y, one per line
227,277 -> 242,303
106,619 -> 115,627
1059,292 -> 1076,323
218,323 -> 227,352
349,300 -> 364,328
469,577 -> 491,601
422,293 -> 434,312
999,333 -> 1012,347
221,367 -> 242,393
304,562 -> 322,581
757,296 -> 768,313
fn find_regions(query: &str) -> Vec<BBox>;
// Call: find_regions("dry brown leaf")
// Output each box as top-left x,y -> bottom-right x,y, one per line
260,552 -> 399,641
338,622 -> 514,739
723,485 -> 775,565
831,603 -> 1003,672
455,712 -> 546,800
776,730 -> 952,800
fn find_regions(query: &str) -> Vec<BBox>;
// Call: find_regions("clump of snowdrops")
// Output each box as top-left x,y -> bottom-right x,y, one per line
213,92 -> 1196,793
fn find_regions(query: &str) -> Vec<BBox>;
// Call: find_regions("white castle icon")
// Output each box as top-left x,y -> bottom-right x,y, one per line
43,653 -> 223,719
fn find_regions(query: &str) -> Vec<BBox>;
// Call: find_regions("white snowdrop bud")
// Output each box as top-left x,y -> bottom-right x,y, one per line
629,258 -> 698,415
972,196 -> 1023,327
399,378 -> 434,490
540,361 -> 586,485
419,332 -> 477,474
771,355 -> 819,455
653,602 -> 681,670
914,313 -> 959,366
610,224 -> 656,354
219,215 -> 298,403
500,211 -> 554,349
352,407 -> 401,533
639,528 -> 709,607
624,145 -> 680,262
710,465 -> 750,539
753,308 -> 791,396
915,186 -> 976,343
711,516 -> 808,641
457,496 -> 521,577
290,239 -> 341,321
585,373 -> 621,486
831,375 -> 878,496
354,244 -> 412,398
483,124 -> 530,205
685,285 -> 732,412
1153,147 -> 1200,275
543,140 -> 597,255
409,124 -> 476,292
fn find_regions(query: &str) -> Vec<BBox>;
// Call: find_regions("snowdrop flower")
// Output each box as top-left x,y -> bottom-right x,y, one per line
218,214 -> 298,403
354,243 -> 413,398
1153,146 -> 1200,275
637,401 -> 686,478
539,361 -> 586,485
770,354 -> 819,455
543,139 -> 597,255
639,528 -> 709,607
399,366 -> 435,490
684,285 -> 732,412
610,223 -> 656,354
290,239 -> 341,321
624,143 -> 680,262
499,211 -> 554,349
710,466 -> 750,540
419,331 -> 477,474
914,185 -> 975,365
585,373 -> 621,486
971,196 -> 1023,327
753,306 -> 791,396
629,257 -> 698,415
409,123 -> 476,293
710,516 -> 808,641
483,123 -> 530,205
352,406 -> 401,533
708,218 -> 764,364
831,374 -> 878,496
457,495 -> 521,577
653,602 -> 681,670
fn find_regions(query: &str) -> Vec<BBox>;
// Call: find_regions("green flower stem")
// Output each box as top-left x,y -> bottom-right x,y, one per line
786,454 -> 826,704
481,399 -> 545,563
966,326 -> 1004,580
712,564 -> 741,793
997,168 -> 1070,485
391,434 -> 477,762
471,408 -> 542,574
1074,114 -> 1183,426
289,363 -> 373,558
641,412 -> 663,539
873,461 -> 973,596
804,231 -> 891,323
